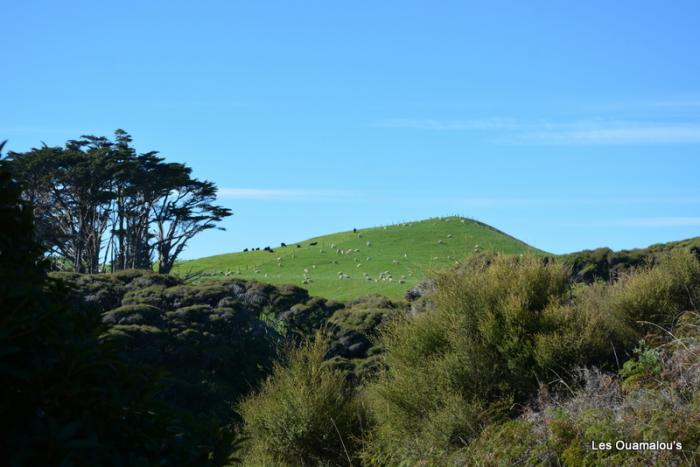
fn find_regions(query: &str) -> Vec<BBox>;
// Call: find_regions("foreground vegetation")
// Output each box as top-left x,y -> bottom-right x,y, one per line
239,251 -> 700,465
4,140 -> 700,464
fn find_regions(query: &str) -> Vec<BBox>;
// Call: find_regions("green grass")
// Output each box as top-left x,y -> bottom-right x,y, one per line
173,216 -> 545,301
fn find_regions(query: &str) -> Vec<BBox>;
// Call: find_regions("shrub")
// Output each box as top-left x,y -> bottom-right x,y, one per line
362,254 -> 572,461
239,335 -> 366,466
102,304 -> 163,325
620,340 -> 663,390
611,250 -> 700,330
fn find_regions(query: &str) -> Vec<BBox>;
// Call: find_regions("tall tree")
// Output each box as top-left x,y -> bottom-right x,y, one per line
3,130 -> 231,273
151,171 -> 232,273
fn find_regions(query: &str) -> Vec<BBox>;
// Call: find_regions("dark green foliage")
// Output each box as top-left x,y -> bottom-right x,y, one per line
55,270 -> 361,434
102,304 -> 164,325
0,160 -> 238,465
325,295 -> 401,380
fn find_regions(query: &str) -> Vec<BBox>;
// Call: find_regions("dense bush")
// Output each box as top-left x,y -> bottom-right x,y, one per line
462,324 -> 700,466
324,295 -> 401,380
361,252 -> 700,464
239,335 -> 367,466
561,237 -> 700,283
0,164 -> 239,465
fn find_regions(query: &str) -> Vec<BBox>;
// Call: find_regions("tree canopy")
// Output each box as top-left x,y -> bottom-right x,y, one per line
2,130 -> 231,273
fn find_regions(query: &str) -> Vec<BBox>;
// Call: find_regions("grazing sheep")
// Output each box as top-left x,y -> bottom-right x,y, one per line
330,243 -> 336,249
281,242 -> 287,247
366,241 -> 372,247
319,249 -> 325,253
243,248 -> 249,252
356,263 -> 362,268
312,265 -> 316,269
309,241 -> 318,246
296,244 -> 301,248
438,239 -> 444,244
447,234 -> 453,238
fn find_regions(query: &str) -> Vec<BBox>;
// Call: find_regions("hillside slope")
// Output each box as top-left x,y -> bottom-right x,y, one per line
173,216 -> 543,301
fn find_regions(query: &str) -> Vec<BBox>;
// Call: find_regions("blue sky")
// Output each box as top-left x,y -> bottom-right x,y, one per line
3,0 -> 699,258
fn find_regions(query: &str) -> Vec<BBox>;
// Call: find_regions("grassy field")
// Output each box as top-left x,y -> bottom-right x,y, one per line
172,216 -> 545,301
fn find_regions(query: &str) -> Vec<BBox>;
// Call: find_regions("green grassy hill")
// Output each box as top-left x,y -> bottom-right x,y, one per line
173,216 -> 544,301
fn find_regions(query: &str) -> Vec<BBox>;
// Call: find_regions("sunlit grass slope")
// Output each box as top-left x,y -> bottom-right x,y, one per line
173,216 -> 544,301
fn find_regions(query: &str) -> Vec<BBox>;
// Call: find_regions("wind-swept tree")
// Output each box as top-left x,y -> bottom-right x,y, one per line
152,174 -> 231,273
2,130 -> 231,273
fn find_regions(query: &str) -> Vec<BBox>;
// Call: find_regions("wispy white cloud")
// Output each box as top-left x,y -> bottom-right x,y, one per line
583,97 -> 700,112
218,188 -> 353,201
451,197 -> 700,209
377,117 -> 700,145
604,217 -> 700,227
376,118 -> 519,131
516,122 -> 700,145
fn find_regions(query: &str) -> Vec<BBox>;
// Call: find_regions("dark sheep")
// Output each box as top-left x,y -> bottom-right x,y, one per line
309,241 -> 318,246
353,228 -> 357,233
243,248 -> 249,252
296,244 -> 301,248
281,242 -> 287,247
263,246 -> 273,252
